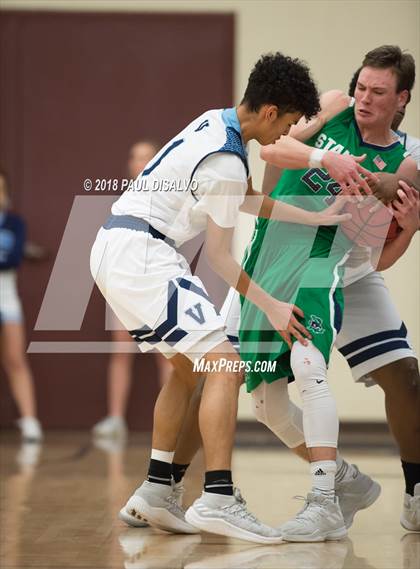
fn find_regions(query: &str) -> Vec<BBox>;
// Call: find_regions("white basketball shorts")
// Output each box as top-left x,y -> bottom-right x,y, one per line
335,271 -> 416,385
90,225 -> 227,361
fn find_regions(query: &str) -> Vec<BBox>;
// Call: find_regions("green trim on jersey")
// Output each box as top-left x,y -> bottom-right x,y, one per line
240,104 -> 407,392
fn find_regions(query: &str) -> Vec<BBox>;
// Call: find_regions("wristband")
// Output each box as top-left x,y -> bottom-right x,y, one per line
308,148 -> 327,169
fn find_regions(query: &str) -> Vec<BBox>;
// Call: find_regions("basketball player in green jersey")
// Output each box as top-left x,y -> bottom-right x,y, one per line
239,45 -> 418,541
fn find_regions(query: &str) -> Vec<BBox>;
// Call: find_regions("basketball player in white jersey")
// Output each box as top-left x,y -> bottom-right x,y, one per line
90,52 -> 375,543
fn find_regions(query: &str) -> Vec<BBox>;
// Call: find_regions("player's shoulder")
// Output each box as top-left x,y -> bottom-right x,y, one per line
321,90 -> 353,127
199,151 -> 248,182
187,108 -> 225,131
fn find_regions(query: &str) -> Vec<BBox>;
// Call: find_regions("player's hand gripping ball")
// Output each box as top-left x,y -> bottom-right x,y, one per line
340,172 -> 418,247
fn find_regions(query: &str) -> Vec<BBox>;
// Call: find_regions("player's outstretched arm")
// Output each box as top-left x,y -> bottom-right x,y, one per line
261,136 -> 377,196
240,183 -> 352,226
204,217 -> 311,348
374,183 -> 419,271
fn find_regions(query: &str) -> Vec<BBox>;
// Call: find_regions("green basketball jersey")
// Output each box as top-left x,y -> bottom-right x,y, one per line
247,103 -> 408,264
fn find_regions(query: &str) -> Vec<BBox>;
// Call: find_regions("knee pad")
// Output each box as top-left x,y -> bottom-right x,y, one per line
290,342 -> 338,448
252,381 -> 305,448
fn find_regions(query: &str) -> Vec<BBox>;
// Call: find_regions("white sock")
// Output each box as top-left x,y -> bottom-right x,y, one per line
151,449 -> 175,463
310,460 -> 336,497
336,455 -> 358,483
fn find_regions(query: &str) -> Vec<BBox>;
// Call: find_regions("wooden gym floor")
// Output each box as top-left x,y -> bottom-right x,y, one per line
0,431 -> 418,569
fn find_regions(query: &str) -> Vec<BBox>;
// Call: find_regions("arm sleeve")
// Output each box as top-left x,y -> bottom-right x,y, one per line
192,153 -> 248,228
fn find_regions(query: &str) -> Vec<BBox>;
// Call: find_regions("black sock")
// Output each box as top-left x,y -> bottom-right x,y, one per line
401,460 -> 420,496
204,470 -> 233,496
147,459 -> 172,486
172,463 -> 189,484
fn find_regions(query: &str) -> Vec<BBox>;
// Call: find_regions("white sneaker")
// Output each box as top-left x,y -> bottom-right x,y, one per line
92,416 -> 127,438
17,417 -> 43,442
120,480 -> 198,534
119,480 -> 185,528
119,508 -> 149,528
401,483 -> 420,532
335,465 -> 381,528
185,488 -> 283,544
279,492 -> 347,542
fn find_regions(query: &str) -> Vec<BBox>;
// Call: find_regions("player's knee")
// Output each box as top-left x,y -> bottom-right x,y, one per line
381,358 -> 420,400
397,358 -> 420,398
252,384 -> 289,425
205,368 -> 243,390
230,369 -> 245,388
253,400 -> 304,448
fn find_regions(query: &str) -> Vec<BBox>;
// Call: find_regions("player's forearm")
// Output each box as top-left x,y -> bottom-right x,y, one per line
241,188 -> 329,226
207,250 -> 274,313
260,137 -> 313,170
241,188 -> 315,223
291,113 -> 326,143
376,228 -> 417,271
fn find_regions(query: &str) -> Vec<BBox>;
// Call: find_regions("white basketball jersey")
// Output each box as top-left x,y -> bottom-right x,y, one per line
112,108 -> 249,246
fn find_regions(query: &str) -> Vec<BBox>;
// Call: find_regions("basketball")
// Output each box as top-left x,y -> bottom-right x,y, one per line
340,172 -> 406,247
340,199 -> 401,247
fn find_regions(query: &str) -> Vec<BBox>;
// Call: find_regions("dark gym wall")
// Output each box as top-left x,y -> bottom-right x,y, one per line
0,10 -> 234,428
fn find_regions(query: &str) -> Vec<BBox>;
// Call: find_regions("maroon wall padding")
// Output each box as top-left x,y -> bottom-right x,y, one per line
0,11 -> 233,429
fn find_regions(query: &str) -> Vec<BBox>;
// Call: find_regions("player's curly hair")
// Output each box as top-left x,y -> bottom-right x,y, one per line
241,52 -> 320,120
362,45 -> 415,93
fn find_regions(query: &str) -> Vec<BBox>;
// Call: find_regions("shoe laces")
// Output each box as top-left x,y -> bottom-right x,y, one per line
166,494 -> 185,514
222,488 -> 259,524
172,483 -> 185,505
292,495 -> 328,525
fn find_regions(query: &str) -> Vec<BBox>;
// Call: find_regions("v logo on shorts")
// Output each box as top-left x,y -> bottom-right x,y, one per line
185,303 -> 205,324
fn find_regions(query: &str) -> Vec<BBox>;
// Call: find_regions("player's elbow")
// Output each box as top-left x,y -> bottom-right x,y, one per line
321,89 -> 348,106
376,254 -> 396,272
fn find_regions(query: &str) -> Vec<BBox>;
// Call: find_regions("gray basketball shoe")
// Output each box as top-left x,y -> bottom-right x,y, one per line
185,488 -> 283,544
119,480 -> 199,534
400,483 -> 420,532
279,492 -> 347,542
335,465 -> 381,528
